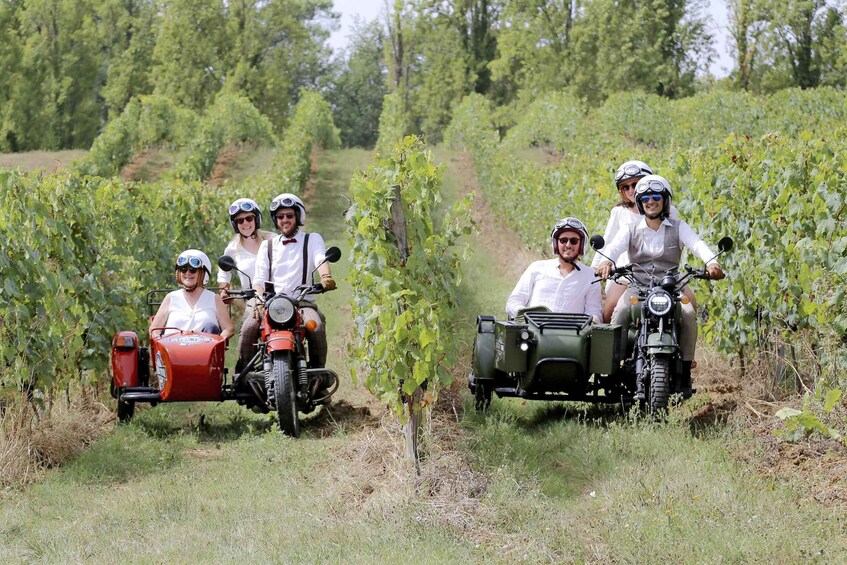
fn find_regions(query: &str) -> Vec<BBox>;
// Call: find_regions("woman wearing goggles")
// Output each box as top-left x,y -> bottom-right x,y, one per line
149,249 -> 233,340
218,198 -> 274,371
591,160 -> 681,322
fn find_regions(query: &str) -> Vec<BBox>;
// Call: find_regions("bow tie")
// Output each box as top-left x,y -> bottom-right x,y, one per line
282,238 -> 297,245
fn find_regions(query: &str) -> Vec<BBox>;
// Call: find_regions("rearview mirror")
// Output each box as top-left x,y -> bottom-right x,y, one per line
218,255 -> 236,272
324,246 -> 342,263
590,235 -> 605,250
717,236 -> 734,253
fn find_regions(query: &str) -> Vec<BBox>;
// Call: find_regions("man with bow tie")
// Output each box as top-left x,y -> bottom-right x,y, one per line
253,193 -> 336,369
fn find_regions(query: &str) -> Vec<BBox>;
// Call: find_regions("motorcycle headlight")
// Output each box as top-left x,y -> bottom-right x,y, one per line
647,290 -> 673,316
267,296 -> 295,325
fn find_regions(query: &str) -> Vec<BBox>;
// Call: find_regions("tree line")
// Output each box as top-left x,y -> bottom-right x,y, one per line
1,0 -> 844,152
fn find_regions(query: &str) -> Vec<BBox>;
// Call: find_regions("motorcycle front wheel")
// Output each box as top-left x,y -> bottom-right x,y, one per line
648,355 -> 671,413
272,351 -> 300,437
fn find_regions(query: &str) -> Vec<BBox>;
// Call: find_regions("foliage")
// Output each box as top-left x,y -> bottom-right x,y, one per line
775,389 -> 843,442
171,93 -> 278,181
326,20 -> 388,148
346,135 -> 473,413
76,95 -> 200,178
374,92 -> 409,157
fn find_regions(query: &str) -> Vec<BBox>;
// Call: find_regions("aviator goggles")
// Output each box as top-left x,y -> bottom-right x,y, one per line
270,197 -> 298,212
615,163 -> 652,182
176,256 -> 204,269
553,217 -> 587,233
229,201 -> 258,215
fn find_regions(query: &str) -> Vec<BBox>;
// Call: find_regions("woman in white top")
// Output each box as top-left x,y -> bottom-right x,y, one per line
591,160 -> 687,322
217,198 -> 273,370
149,249 -> 234,339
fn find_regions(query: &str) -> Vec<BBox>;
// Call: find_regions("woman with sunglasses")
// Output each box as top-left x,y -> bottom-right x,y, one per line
149,250 -> 234,339
596,175 -> 724,396
591,160 -> 681,322
506,217 -> 602,323
217,198 -> 274,371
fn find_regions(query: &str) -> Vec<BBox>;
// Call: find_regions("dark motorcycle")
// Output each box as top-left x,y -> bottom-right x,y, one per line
591,235 -> 733,411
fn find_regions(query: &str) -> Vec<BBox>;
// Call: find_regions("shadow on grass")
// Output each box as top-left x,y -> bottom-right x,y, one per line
302,400 -> 378,438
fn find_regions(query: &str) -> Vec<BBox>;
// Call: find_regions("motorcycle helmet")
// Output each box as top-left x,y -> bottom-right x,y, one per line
634,174 -> 673,218
614,160 -> 653,187
550,217 -> 589,256
269,193 -> 306,227
228,198 -> 262,233
175,249 -> 212,286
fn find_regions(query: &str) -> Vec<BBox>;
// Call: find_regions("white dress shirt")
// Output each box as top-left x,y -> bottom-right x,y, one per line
591,205 -> 679,268
506,259 -> 602,322
600,217 -> 716,269
253,231 -> 327,300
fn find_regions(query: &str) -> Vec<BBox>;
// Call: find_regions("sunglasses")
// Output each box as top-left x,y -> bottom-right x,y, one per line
177,266 -> 200,274
639,193 -> 663,203
229,201 -> 257,215
275,212 -> 296,220
618,181 -> 638,192
558,236 -> 581,246
615,163 -> 652,182
234,215 -> 255,225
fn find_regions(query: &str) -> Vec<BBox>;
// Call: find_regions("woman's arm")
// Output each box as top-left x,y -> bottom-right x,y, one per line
215,294 -> 235,340
149,295 -> 171,338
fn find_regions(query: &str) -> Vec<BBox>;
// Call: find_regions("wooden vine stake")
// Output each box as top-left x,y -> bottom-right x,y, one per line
388,184 -> 422,474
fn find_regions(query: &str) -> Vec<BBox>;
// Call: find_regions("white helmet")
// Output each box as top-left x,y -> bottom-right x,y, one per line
550,217 -> 589,256
270,193 -> 306,227
614,160 -> 653,186
634,174 -> 673,218
175,249 -> 212,286
228,198 -> 262,233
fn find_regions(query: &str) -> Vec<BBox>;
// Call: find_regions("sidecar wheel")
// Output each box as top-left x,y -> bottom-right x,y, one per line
648,356 -> 671,413
273,351 -> 300,437
117,399 -> 135,423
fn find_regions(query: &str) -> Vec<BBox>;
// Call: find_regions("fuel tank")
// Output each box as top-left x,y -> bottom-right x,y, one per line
151,331 -> 225,401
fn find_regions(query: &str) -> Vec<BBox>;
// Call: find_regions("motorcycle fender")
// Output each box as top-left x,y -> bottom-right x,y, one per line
111,331 -> 139,388
473,325 -> 497,381
647,332 -> 676,355
266,331 -> 296,353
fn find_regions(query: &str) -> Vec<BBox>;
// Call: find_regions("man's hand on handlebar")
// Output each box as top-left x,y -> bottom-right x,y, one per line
320,273 -> 336,291
707,263 -> 725,280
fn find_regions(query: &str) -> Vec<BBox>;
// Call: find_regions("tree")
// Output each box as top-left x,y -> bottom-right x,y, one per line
568,0 -> 713,105
151,0 -> 227,110
327,19 -> 388,147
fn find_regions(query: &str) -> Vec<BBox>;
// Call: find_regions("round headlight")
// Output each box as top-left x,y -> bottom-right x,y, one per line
647,291 -> 673,316
267,296 -> 295,325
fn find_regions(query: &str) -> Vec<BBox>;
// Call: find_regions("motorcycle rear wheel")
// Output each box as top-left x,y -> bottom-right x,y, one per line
273,351 -> 300,437
648,356 -> 671,413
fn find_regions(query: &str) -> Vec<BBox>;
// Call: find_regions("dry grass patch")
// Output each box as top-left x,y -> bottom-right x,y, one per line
1,389 -> 113,491
0,150 -> 87,172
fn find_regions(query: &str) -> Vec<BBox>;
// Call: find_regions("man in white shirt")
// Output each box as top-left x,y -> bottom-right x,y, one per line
596,175 -> 724,396
506,217 -> 602,323
253,193 -> 336,368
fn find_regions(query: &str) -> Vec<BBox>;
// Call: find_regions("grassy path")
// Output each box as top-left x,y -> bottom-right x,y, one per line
2,147 -> 846,562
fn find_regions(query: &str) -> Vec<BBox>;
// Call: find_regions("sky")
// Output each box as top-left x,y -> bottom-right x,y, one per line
327,0 -> 735,79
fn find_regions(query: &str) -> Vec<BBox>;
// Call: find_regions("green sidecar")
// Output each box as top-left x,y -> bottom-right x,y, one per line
468,308 -> 633,410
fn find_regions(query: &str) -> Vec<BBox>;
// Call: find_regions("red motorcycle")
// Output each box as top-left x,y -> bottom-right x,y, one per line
109,247 -> 341,437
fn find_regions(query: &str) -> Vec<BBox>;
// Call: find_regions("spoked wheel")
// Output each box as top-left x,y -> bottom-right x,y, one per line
117,399 -> 135,422
272,351 -> 300,437
648,355 -> 671,414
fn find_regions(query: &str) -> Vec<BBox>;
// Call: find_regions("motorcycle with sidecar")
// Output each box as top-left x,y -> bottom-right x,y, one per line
468,236 -> 733,413
109,247 -> 342,436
